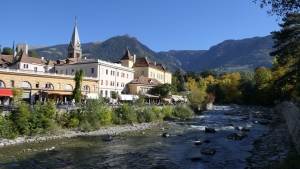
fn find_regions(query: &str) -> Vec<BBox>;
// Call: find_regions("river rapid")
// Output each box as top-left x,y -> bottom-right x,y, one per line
0,105 -> 273,169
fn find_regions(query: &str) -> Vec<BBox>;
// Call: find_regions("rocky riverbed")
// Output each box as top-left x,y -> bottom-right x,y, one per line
0,122 -> 159,147
0,105 -> 295,169
224,105 -> 294,168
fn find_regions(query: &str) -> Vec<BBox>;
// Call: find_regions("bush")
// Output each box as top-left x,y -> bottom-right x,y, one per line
173,105 -> 194,118
79,120 -> 92,132
161,105 -> 174,119
112,103 -> 137,125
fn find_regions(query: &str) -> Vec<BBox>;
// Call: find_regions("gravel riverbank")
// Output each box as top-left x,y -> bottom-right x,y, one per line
0,122 -> 160,147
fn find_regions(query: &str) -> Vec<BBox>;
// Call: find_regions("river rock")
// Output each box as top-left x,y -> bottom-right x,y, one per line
102,135 -> 113,141
200,146 -> 216,155
205,127 -> 216,133
227,133 -> 247,140
162,133 -> 170,137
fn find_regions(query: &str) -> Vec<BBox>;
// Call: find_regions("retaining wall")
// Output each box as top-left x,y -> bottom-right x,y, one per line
277,102 -> 300,153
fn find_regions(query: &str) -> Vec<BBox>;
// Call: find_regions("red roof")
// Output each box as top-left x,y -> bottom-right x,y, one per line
0,89 -> 13,96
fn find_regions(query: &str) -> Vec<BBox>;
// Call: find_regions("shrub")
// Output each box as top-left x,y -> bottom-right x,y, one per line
112,103 -> 137,125
161,105 -> 174,120
173,105 -> 194,118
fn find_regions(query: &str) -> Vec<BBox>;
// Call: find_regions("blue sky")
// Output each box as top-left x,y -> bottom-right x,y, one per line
0,0 -> 280,52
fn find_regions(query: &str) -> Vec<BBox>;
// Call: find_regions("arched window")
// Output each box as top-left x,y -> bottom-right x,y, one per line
0,80 -> 5,88
64,84 -> 73,90
82,85 -> 90,91
44,82 -> 54,89
19,81 -> 32,88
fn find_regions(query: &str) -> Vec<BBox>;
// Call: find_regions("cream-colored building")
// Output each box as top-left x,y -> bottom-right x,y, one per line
118,50 -> 172,84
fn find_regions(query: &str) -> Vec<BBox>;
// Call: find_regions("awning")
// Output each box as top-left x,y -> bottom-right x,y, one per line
0,89 -> 13,97
86,94 -> 98,99
145,94 -> 159,98
119,94 -> 139,101
47,91 -> 73,95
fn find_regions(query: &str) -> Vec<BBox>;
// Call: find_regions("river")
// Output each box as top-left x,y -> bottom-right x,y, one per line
0,105 -> 270,169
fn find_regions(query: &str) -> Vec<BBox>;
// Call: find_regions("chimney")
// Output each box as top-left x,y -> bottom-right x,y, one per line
133,54 -> 136,63
84,57 -> 87,60
154,62 -> 156,65
41,57 -> 44,60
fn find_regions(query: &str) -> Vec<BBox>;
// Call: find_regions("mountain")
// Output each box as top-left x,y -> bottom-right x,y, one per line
32,34 -> 275,73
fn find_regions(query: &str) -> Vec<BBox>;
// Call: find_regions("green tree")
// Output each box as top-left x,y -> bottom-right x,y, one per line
218,73 -> 241,103
111,91 -> 118,99
238,70 -> 256,104
173,68 -> 185,92
254,67 -> 274,105
253,0 -> 300,16
270,12 -> 300,96
151,83 -> 172,98
1,47 -> 14,55
200,69 -> 219,79
28,50 -> 37,58
72,70 -> 85,103
12,87 -> 24,106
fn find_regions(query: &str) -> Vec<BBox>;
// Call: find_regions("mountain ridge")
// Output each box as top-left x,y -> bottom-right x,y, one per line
32,34 -> 275,73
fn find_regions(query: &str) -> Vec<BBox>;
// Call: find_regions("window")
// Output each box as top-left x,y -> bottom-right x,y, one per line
141,71 -> 144,76
26,64 -> 28,69
105,90 -> 108,97
100,90 -> 103,96
45,83 -> 50,88
117,82 -> 119,87
66,70 -> 68,74
101,80 -> 103,85
34,67 -> 37,72
36,82 -> 39,88
106,69 -> 108,75
61,70 -> 63,74
10,80 -> 14,87
17,64 -> 20,69
93,85 -> 95,91
65,84 -> 73,90
72,69 -> 74,73
0,80 -> 5,87
106,80 -> 108,86
57,83 -> 60,89
121,73 -> 125,77
150,72 -> 152,77
117,72 -> 119,77
91,68 -> 94,74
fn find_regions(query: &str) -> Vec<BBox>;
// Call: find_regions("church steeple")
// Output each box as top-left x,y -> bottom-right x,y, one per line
68,17 -> 82,59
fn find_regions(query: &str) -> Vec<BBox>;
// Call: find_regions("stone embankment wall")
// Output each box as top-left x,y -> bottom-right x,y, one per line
277,102 -> 300,153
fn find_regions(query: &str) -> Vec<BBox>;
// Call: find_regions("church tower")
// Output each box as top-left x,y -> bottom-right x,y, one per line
68,17 -> 82,59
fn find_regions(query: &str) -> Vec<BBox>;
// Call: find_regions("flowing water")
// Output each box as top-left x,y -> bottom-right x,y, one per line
0,105 -> 269,169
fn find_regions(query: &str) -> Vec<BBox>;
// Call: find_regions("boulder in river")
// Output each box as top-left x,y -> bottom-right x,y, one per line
102,135 -> 113,141
162,133 -> 170,137
205,127 -> 216,133
200,146 -> 216,155
227,133 -> 247,140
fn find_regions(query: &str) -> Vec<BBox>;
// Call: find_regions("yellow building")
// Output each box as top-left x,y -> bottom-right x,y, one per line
0,53 -> 98,105
118,50 -> 172,84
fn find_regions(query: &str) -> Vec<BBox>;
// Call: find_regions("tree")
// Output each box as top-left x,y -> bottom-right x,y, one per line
200,69 -> 219,79
1,47 -> 14,55
238,70 -> 256,104
12,87 -> 24,106
254,0 -> 300,16
184,77 -> 207,111
218,73 -> 241,103
254,67 -> 274,105
28,50 -> 37,58
151,83 -> 172,98
173,68 -> 185,92
111,91 -> 118,100
72,70 -> 85,103
270,12 -> 300,95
